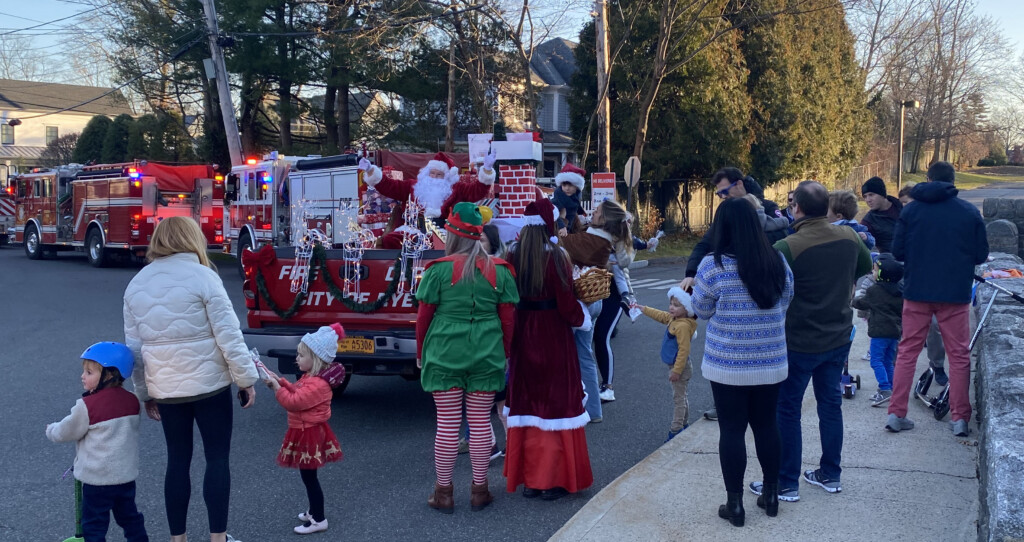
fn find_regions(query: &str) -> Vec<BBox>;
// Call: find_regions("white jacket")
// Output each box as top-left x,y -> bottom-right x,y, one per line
123,253 -> 258,401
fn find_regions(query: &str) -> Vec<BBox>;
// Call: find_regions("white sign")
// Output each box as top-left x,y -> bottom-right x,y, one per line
591,172 -> 617,208
624,156 -> 642,187
467,134 -> 493,165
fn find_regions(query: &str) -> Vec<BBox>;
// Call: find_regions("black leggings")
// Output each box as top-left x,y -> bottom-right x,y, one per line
300,469 -> 325,522
594,283 -> 623,387
710,381 -> 781,493
157,387 -> 233,536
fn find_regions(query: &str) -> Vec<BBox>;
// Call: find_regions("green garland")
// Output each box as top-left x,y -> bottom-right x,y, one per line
253,244 -> 418,319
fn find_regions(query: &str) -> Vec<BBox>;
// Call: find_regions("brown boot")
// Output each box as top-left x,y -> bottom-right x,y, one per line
470,483 -> 494,512
427,483 -> 454,514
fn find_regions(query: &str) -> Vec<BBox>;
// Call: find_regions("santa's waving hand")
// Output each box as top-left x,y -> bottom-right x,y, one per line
360,150 -> 496,221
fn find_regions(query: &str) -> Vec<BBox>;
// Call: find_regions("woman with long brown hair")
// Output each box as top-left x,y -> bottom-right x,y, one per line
416,202 -> 519,513
560,199 -> 633,417
504,198 -> 593,501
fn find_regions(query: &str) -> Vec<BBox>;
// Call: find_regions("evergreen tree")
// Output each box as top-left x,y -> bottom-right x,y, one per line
71,115 -> 112,164
101,114 -> 135,163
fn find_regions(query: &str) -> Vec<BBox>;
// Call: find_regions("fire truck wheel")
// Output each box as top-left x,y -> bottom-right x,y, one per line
86,228 -> 107,268
24,225 -> 43,260
236,232 -> 253,279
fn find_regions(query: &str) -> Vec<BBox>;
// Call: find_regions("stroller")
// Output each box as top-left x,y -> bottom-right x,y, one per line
915,275 -> 1024,420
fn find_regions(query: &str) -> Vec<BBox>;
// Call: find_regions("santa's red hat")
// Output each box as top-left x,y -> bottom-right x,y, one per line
555,163 -> 586,191
425,152 -> 460,184
522,197 -> 558,242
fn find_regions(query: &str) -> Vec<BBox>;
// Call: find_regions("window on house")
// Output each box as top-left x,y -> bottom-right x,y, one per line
558,95 -> 570,133
45,126 -> 58,145
0,125 -> 13,145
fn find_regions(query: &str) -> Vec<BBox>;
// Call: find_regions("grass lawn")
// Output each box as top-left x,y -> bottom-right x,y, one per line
902,166 -> 1024,190
634,232 -> 701,261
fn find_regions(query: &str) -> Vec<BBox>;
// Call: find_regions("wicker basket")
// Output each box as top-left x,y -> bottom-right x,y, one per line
574,267 -> 612,303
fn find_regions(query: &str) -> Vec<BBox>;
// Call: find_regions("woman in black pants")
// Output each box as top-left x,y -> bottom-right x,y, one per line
123,217 -> 259,542
589,201 -> 634,403
690,199 -> 794,527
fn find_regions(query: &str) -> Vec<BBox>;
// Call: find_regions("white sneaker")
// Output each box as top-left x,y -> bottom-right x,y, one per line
860,352 -> 871,361
599,388 -> 615,402
294,518 -> 328,534
298,510 -> 312,522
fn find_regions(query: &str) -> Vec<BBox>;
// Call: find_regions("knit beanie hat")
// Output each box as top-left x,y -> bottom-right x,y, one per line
862,176 -> 887,197
667,286 -> 695,317
301,323 -> 346,362
875,253 -> 904,283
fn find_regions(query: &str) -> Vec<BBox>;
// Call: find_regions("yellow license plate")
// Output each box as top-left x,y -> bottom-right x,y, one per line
337,337 -> 375,354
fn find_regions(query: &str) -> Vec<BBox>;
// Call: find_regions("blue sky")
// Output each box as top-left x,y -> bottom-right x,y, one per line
2,0 -> 1021,79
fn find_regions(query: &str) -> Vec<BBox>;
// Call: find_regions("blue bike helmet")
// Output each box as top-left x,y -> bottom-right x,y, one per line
81,342 -> 135,380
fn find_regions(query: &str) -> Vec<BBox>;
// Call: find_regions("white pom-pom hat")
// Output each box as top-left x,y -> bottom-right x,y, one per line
667,286 -> 694,317
301,323 -> 346,362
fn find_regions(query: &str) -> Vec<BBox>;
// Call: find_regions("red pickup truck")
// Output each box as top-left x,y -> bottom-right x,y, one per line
240,245 -> 444,394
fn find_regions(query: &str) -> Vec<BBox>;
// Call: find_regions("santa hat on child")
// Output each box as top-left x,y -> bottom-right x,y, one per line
522,197 -> 559,243
668,287 -> 695,317
425,152 -> 461,184
301,323 -> 346,362
555,163 -> 586,192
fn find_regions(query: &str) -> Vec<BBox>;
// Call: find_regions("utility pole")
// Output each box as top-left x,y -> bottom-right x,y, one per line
200,0 -> 243,167
594,0 -> 611,173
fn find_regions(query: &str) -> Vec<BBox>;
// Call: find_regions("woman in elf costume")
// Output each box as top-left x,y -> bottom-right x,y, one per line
416,202 -> 519,513
504,197 -> 594,501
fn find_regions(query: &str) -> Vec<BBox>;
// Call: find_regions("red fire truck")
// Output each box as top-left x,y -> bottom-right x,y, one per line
10,162 -> 224,266
224,153 -> 362,261
0,187 -> 14,247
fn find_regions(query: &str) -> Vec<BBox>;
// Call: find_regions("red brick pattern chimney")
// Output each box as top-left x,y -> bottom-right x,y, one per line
497,164 -> 540,217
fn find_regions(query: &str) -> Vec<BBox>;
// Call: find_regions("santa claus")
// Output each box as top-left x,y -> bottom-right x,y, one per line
359,150 -> 496,220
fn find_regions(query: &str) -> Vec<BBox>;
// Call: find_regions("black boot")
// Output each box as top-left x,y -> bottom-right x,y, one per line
717,491 -> 744,527
756,482 -> 779,517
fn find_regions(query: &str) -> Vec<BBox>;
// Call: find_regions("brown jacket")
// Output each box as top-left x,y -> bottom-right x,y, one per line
560,228 -> 613,268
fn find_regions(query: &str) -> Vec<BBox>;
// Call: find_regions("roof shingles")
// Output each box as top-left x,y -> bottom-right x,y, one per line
0,79 -> 134,117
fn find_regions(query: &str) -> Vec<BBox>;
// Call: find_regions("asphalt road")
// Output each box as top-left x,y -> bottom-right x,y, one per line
0,247 -> 711,542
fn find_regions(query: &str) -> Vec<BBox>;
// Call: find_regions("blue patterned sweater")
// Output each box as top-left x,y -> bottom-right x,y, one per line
692,254 -> 794,386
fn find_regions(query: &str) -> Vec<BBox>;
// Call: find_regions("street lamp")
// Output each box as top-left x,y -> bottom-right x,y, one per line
897,99 -> 920,191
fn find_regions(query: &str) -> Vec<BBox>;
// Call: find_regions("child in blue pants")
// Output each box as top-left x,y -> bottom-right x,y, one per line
852,254 -> 904,407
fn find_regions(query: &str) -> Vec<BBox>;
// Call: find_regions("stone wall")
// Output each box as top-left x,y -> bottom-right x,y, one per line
982,198 -> 1024,257
974,253 -> 1024,542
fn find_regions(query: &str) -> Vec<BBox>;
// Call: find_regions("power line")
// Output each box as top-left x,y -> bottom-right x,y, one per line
0,4 -> 110,37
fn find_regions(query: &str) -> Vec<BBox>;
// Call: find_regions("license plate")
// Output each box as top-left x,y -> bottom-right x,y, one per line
337,337 -> 375,354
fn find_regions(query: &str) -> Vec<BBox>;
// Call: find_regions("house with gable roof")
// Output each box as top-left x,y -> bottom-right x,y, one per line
0,79 -> 135,175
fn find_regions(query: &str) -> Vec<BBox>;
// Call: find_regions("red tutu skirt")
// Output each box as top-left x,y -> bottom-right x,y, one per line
503,426 -> 593,493
276,423 -> 343,469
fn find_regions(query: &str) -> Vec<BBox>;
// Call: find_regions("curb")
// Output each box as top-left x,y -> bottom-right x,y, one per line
636,256 -> 688,267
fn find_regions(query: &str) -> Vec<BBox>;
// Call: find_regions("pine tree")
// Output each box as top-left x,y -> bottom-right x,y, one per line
101,114 -> 135,163
71,116 -> 112,165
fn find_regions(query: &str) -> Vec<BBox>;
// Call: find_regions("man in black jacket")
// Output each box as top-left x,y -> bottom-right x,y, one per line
860,176 -> 903,252
884,162 -> 988,437
680,170 -> 787,289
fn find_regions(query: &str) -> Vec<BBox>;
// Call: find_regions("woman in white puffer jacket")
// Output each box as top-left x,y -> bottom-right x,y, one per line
123,216 -> 258,542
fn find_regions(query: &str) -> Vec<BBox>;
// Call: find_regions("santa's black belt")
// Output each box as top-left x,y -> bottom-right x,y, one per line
517,299 -> 558,311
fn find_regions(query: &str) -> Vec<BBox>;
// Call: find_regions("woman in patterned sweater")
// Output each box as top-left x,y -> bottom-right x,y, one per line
691,198 -> 794,527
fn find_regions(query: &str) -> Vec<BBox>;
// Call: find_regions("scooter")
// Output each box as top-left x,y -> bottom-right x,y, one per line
842,325 -> 861,399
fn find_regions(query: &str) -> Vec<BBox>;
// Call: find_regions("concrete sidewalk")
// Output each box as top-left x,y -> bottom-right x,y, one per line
551,325 -> 980,542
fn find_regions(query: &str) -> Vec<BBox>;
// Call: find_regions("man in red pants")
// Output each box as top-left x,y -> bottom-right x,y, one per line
885,161 -> 988,437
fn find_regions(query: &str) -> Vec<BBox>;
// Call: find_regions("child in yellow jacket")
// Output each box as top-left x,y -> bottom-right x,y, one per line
638,287 -> 698,442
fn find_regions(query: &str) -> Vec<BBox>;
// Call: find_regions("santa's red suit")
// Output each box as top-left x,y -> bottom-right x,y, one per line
362,152 -> 495,249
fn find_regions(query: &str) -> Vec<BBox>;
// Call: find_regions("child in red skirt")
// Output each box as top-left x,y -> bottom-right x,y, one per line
263,323 -> 347,535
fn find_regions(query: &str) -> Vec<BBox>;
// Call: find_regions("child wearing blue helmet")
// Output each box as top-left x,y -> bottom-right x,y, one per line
46,342 -> 149,542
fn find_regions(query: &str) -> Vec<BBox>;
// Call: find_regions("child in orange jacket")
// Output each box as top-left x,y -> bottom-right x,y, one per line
263,324 -> 347,535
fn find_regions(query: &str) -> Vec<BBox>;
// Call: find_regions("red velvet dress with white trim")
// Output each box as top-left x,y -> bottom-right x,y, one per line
503,256 -> 594,494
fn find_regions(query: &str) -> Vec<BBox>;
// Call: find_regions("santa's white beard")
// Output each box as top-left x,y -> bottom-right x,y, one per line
415,170 -> 453,218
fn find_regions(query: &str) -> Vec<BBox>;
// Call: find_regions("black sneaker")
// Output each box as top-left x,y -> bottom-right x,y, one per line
933,367 -> 949,387
489,445 -> 504,463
